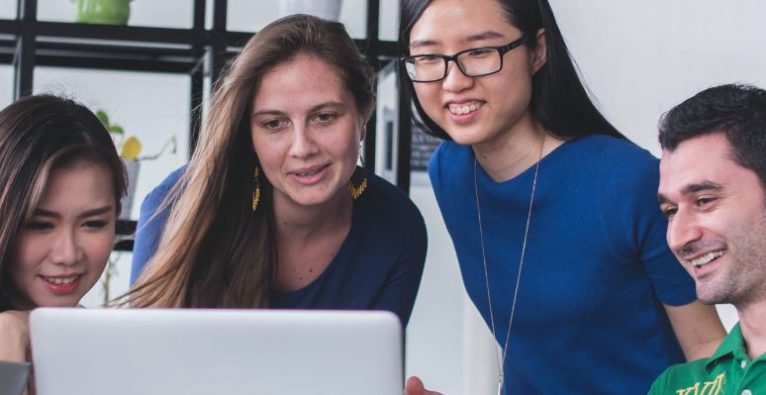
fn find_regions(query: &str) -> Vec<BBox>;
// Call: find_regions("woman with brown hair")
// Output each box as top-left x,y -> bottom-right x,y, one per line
127,15 -> 426,325
0,94 -> 127,394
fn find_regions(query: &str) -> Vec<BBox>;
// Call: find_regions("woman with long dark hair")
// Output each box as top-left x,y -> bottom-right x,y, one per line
399,0 -> 725,393
0,95 -> 127,394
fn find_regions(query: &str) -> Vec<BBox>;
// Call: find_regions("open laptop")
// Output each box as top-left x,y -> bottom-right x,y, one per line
0,361 -> 30,395
29,308 -> 402,395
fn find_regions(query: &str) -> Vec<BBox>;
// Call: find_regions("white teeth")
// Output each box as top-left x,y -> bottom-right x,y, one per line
449,102 -> 482,115
689,250 -> 725,268
44,276 -> 78,285
296,168 -> 320,177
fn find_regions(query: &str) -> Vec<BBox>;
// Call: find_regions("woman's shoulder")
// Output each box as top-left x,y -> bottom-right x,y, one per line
427,141 -> 472,190
363,170 -> 422,216
157,165 -> 187,191
572,134 -> 654,159
429,140 -> 471,167
351,170 -> 427,254
572,134 -> 659,176
356,170 -> 425,235
142,164 -> 187,207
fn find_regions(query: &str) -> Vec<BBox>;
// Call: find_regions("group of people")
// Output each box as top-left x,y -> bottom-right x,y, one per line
0,0 -> 764,394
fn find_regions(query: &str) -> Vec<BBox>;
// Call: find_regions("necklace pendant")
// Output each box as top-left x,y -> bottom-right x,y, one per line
497,376 -> 504,395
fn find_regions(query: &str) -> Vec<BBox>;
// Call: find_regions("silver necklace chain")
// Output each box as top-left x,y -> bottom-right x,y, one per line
474,152 -> 541,395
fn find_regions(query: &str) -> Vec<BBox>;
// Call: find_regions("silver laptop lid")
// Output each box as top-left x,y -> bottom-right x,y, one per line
30,308 -> 402,395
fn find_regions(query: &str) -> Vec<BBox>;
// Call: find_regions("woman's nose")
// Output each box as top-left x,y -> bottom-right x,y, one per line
49,230 -> 83,266
442,61 -> 475,92
288,127 -> 319,158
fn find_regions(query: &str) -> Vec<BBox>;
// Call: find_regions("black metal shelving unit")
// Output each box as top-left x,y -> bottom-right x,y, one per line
0,0 -> 414,251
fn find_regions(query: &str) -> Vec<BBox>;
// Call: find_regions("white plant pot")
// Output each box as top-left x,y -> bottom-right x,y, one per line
278,0 -> 343,21
120,159 -> 139,220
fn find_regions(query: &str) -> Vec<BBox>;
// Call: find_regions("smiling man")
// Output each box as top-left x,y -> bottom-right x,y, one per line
650,84 -> 766,395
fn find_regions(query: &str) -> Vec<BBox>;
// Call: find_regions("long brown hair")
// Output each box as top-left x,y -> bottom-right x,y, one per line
126,14 -> 375,308
0,95 -> 127,311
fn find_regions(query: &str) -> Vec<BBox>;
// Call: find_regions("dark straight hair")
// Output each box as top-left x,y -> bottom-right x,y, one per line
0,94 -> 127,311
399,0 -> 624,140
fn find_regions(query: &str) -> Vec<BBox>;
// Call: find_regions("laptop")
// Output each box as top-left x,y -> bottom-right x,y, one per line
0,361 -> 30,395
29,308 -> 402,395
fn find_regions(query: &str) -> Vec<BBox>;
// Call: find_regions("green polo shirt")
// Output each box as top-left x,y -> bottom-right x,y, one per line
648,323 -> 766,395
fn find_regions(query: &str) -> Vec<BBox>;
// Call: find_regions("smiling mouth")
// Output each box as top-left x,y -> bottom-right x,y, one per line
687,250 -> 726,268
448,102 -> 484,115
291,164 -> 328,178
41,275 -> 81,285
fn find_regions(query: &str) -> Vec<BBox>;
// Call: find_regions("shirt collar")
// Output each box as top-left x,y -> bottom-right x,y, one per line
705,323 -> 747,371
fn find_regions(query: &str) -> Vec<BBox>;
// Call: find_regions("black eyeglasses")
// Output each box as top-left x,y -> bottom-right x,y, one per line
402,35 -> 528,83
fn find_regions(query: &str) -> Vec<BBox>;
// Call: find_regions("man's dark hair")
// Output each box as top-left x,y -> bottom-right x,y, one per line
659,83 -> 766,188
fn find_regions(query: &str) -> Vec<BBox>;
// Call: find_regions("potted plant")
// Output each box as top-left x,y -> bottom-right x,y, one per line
73,0 -> 132,25
96,109 -> 176,220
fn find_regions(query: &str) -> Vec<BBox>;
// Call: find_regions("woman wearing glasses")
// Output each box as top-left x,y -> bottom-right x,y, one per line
400,0 -> 725,394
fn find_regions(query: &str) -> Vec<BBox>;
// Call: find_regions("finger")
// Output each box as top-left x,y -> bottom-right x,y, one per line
405,376 -> 425,395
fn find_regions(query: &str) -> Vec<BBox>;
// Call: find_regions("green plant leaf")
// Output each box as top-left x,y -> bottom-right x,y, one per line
96,109 -> 109,126
110,125 -> 124,135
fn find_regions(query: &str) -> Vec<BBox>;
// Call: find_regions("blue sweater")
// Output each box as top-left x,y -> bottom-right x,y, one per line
131,167 -> 427,325
429,135 -> 694,394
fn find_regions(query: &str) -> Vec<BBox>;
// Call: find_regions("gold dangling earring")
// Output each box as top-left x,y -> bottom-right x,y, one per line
252,165 -> 261,211
348,166 -> 367,200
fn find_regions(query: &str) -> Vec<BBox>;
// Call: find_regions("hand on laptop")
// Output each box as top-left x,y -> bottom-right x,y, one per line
0,311 -> 30,363
405,376 -> 443,395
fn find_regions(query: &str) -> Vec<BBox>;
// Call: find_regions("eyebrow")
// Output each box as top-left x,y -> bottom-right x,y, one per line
657,181 -> 724,205
409,31 -> 507,51
33,206 -> 114,218
252,102 -> 345,118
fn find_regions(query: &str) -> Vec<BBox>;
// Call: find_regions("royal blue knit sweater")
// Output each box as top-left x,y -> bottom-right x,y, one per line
429,134 -> 694,394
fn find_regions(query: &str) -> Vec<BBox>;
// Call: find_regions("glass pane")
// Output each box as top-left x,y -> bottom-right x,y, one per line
0,0 -> 15,19
373,62 -> 399,184
0,65 -> 12,109
379,0 -> 399,41
227,0 -> 367,39
81,251 -> 133,307
33,67 -> 191,220
37,0 -> 193,29
372,61 -> 440,180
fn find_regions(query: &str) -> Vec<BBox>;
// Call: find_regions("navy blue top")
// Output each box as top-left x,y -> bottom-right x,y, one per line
131,166 -> 427,325
429,135 -> 695,394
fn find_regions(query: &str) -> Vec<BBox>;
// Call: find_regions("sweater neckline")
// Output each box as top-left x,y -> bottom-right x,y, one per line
472,135 -> 583,187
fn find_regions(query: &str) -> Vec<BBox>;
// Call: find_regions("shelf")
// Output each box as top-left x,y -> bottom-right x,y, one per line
0,19 -> 399,74
115,220 -> 137,251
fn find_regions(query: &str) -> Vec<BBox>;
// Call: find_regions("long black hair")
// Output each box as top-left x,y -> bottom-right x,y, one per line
399,0 -> 624,140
